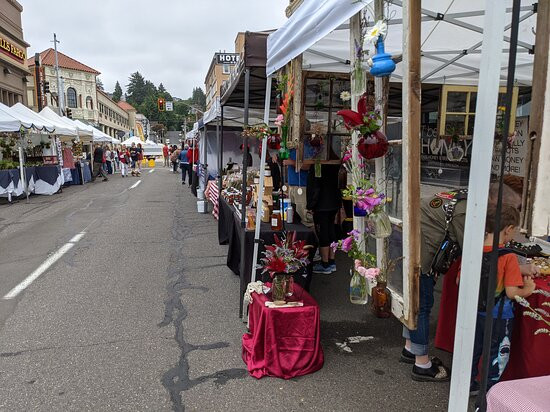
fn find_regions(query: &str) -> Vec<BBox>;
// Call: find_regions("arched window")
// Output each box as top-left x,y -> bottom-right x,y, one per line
67,87 -> 77,108
86,96 -> 93,110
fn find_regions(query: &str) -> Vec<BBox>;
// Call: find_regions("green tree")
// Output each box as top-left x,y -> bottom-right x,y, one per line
96,77 -> 104,91
126,72 -> 147,106
190,87 -> 206,111
112,81 -> 123,102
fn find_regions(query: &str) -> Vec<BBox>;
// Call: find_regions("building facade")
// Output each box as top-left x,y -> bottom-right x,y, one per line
97,89 -> 130,138
0,0 -> 30,106
26,49 -> 99,125
204,51 -> 240,110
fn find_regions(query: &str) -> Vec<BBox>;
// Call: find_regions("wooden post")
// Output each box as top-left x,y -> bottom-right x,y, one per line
527,0 -> 550,236
291,55 -> 303,171
401,0 -> 421,329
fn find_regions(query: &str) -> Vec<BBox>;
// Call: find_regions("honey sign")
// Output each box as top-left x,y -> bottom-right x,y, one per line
0,37 -> 26,63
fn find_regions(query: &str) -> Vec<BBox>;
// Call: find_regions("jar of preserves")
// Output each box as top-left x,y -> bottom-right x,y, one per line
271,210 -> 282,231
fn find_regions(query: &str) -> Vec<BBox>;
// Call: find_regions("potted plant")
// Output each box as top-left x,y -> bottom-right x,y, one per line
337,93 -> 389,160
261,231 -> 311,304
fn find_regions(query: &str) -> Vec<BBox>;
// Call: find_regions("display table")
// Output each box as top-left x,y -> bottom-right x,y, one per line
32,165 -> 62,195
435,265 -> 550,380
487,376 -> 550,412
242,284 -> 324,379
0,168 -> 23,200
218,197 -> 317,315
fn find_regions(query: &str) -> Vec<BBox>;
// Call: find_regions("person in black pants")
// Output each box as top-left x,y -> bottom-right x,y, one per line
306,163 -> 342,274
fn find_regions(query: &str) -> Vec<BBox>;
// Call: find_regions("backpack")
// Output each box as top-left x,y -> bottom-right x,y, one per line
477,249 -> 515,312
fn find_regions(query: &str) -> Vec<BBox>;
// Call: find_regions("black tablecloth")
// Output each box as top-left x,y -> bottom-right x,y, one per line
218,196 -> 235,245
218,197 -> 317,316
33,165 -> 60,185
0,169 -> 19,190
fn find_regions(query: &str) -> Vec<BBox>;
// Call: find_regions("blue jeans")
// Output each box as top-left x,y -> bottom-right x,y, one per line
471,313 -> 513,390
402,274 -> 435,356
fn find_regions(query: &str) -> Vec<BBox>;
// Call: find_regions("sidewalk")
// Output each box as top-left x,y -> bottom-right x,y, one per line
170,186 -> 452,411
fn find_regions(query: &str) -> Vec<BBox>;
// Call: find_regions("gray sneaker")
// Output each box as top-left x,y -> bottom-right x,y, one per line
313,263 -> 333,275
329,264 -> 337,273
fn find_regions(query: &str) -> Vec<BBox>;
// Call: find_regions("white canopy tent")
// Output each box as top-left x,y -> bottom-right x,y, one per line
121,135 -> 144,146
266,0 -> 536,86
7,103 -> 57,134
39,107 -> 88,139
0,103 -> 33,132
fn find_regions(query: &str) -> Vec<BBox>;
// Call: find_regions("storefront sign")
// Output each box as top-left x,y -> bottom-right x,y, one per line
491,117 -> 529,177
216,53 -> 240,65
0,36 -> 26,63
421,125 -> 474,166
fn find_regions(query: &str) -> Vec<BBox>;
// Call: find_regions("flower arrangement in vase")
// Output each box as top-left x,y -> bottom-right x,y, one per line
342,177 -> 385,218
337,93 -> 389,160
275,72 -> 294,159
261,231 -> 311,304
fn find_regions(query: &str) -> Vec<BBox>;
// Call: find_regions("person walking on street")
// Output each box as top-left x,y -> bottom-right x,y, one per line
163,143 -> 170,167
119,145 -> 129,177
136,143 -> 143,174
170,145 -> 180,174
129,142 -> 139,176
105,145 -> 113,175
179,144 -> 191,185
92,144 -> 108,182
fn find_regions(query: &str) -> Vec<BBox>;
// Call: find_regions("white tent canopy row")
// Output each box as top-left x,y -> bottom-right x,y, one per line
0,103 -> 56,134
120,135 -> 162,148
267,0 -> 536,86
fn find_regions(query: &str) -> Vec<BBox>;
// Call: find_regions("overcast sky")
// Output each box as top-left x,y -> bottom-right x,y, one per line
21,0 -> 289,99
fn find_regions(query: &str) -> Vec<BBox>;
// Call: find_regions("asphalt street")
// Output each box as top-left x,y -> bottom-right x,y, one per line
0,164 -> 453,411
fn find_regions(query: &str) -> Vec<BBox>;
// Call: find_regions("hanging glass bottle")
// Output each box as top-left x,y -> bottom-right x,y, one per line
367,211 -> 392,238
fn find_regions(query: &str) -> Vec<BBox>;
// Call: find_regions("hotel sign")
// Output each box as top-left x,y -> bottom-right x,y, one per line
216,53 -> 240,65
0,36 -> 26,63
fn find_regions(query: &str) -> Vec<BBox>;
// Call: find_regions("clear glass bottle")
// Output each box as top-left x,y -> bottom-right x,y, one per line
349,268 -> 368,305
368,211 -> 392,239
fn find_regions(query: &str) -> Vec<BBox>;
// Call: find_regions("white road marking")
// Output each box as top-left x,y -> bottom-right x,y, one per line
129,180 -> 141,189
3,232 -> 86,300
148,169 -> 155,174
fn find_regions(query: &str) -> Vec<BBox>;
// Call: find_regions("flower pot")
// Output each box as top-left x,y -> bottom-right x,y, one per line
353,205 -> 368,217
357,130 -> 389,159
371,281 -> 391,318
367,211 -> 392,238
349,269 -> 368,305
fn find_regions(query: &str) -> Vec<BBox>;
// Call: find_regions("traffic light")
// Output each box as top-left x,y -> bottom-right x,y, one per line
43,81 -> 50,94
66,108 -> 72,119
157,97 -> 165,111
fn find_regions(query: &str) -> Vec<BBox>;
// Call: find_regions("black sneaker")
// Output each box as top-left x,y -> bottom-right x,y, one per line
399,348 -> 443,367
411,362 -> 450,382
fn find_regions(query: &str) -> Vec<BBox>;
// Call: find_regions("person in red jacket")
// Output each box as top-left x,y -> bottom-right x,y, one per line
162,143 -> 170,167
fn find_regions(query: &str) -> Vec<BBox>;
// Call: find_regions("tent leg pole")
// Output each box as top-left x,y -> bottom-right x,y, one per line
239,67 -> 251,318
448,2 -> 507,411
251,75 -> 273,285
218,106 -> 224,201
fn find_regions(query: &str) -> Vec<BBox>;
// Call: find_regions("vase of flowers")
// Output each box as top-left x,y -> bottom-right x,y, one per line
261,231 -> 311,304
337,93 -> 389,160
349,268 -> 368,305
367,210 -> 392,239
371,280 -> 392,318
342,178 -> 385,218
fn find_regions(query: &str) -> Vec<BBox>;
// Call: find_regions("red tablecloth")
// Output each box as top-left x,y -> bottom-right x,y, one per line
242,284 -> 324,379
435,266 -> 550,380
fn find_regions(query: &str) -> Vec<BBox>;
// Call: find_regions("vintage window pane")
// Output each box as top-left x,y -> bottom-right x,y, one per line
305,79 -> 330,109
331,79 -> 351,109
467,115 -> 476,136
445,114 -> 466,135
446,91 -> 467,113
469,92 -> 477,112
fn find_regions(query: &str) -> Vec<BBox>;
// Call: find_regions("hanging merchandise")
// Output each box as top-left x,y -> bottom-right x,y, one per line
349,268 -> 368,305
365,20 -> 395,78
337,94 -> 389,160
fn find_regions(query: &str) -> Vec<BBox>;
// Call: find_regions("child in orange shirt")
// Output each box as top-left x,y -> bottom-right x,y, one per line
470,205 -> 535,395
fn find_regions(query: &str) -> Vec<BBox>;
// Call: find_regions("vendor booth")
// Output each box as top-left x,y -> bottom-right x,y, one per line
228,0 -> 548,407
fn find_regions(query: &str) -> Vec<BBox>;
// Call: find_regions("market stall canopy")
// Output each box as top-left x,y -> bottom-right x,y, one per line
73,119 -> 97,137
39,107 -> 88,137
201,97 -> 275,128
0,103 -> 32,132
266,0 -> 536,85
121,135 -> 144,146
220,31 -> 279,109
5,103 -> 56,133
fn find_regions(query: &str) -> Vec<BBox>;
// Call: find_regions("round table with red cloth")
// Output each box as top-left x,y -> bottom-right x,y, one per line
435,262 -> 550,380
242,283 -> 324,379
